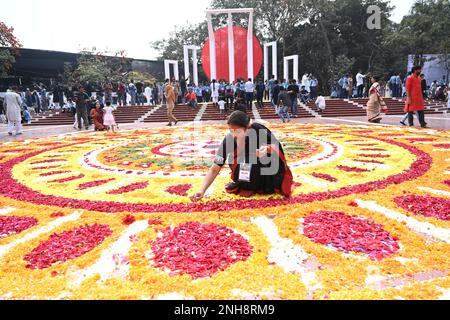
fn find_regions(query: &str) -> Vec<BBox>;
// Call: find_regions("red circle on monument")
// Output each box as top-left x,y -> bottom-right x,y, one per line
201,26 -> 263,82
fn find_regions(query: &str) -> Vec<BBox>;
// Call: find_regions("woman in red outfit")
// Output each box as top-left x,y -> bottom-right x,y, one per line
90,102 -> 106,131
405,66 -> 427,128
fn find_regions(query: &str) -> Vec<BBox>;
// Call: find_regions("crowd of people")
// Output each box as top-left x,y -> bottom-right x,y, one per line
0,84 -> 120,134
363,66 -> 450,127
330,70 -> 449,102
1,70 -> 449,134
164,75 -> 324,125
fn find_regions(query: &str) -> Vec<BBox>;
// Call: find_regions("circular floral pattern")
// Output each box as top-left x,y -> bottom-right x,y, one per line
0,123 -> 448,300
0,126 -> 427,213
150,222 -> 253,279
93,136 -> 324,175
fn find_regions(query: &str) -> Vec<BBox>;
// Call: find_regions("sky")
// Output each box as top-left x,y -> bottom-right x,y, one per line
2,0 -> 417,61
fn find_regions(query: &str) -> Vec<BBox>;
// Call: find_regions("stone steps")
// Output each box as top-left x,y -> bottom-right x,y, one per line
306,99 -> 366,118
142,104 -> 198,123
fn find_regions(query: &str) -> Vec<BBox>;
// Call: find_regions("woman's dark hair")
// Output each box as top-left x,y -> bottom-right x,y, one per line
372,75 -> 381,82
227,111 -> 250,128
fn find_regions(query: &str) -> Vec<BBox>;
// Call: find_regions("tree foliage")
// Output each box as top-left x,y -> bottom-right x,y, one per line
62,48 -> 130,86
389,0 -> 450,79
0,21 -> 22,78
126,70 -> 156,84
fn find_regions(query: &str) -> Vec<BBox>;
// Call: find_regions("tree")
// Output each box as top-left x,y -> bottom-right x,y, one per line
288,0 -> 394,92
151,22 -> 210,82
392,0 -> 450,81
61,48 -> 130,86
152,22 -> 209,61
126,70 -> 156,84
0,21 -> 22,78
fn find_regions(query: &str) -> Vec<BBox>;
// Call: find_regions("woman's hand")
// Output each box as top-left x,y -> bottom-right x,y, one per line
190,191 -> 205,203
256,145 -> 271,158
406,95 -> 412,106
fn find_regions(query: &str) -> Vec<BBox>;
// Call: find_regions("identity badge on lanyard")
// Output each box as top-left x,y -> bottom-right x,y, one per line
238,163 -> 252,182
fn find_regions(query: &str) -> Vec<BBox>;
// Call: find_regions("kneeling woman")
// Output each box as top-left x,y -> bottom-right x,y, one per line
191,111 -> 293,202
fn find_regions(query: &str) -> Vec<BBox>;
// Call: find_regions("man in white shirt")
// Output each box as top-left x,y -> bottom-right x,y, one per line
210,79 -> 220,107
301,73 -> 310,92
4,87 -> 23,136
244,78 -> 255,110
144,84 -> 152,105
356,71 -> 366,98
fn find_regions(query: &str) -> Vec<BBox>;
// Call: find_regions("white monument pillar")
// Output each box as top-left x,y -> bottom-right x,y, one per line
264,41 -> 277,81
183,45 -> 200,85
206,12 -> 217,80
206,8 -> 255,82
227,13 -> 235,82
283,55 -> 299,82
247,10 -> 254,80
164,60 -> 179,81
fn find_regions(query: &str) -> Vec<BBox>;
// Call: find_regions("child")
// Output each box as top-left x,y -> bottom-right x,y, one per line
22,107 -> 32,124
315,95 -> 326,114
65,98 -> 76,114
218,99 -> 226,117
103,102 -> 117,132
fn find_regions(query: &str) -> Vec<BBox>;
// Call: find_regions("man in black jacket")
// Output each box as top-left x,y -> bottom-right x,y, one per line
287,80 -> 299,117
255,80 -> 265,109
74,86 -> 90,130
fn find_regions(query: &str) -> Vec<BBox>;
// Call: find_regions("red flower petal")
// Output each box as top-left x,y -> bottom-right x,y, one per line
24,224 -> 112,269
122,215 -> 136,225
107,182 -> 149,195
303,211 -> 399,260
336,165 -> 371,173
165,184 -> 192,197
0,216 -> 38,238
394,195 -> 450,221
311,173 -> 338,182
150,222 -> 252,278
77,178 -> 116,190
